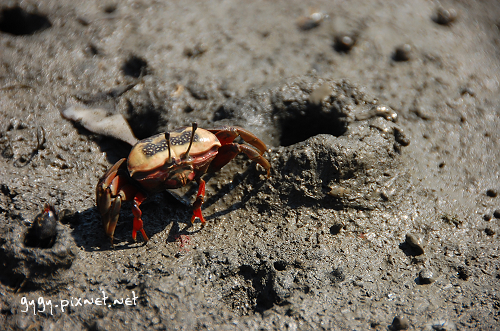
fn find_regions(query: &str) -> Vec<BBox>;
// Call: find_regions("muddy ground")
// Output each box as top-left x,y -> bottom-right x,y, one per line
0,0 -> 499,330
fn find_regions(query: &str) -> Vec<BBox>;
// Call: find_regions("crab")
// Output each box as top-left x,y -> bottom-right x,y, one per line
96,123 -> 271,244
24,203 -> 58,248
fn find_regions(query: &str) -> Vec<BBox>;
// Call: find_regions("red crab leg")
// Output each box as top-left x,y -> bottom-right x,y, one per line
190,178 -> 206,225
131,192 -> 149,242
208,143 -> 271,177
208,126 -> 267,155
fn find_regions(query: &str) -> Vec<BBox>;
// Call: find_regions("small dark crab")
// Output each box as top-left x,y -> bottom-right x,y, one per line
24,203 -> 58,248
96,123 -> 271,244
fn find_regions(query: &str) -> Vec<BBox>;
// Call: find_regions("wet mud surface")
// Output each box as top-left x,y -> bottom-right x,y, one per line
1,1 -> 500,330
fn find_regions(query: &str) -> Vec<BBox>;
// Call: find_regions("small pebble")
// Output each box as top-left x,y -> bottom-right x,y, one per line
419,268 -> 435,284
483,214 -> 492,221
309,84 -> 333,105
328,185 -> 351,198
391,316 -> 410,330
375,105 -> 398,122
2,144 -> 14,158
297,11 -> 327,31
434,7 -> 458,26
405,233 -> 425,255
393,44 -> 412,62
394,128 -> 410,146
334,34 -> 356,53
493,210 -> 500,218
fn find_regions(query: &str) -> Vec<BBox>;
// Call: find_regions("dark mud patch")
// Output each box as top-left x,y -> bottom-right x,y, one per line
0,6 -> 51,36
122,55 -> 149,78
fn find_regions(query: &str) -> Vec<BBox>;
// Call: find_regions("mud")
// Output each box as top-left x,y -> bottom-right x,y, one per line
1,0 -> 500,330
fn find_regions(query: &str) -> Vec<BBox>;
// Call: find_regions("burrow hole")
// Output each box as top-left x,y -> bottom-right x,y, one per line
276,103 -> 347,146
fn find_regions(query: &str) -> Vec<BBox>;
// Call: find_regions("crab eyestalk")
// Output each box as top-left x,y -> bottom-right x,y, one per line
183,122 -> 198,160
164,132 -> 172,163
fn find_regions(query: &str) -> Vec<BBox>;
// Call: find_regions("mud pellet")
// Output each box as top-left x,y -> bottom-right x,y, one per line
393,44 -> 412,62
405,233 -> 425,255
391,316 -> 410,330
419,268 -> 435,284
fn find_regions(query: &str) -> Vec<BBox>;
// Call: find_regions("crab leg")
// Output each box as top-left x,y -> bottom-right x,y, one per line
208,126 -> 267,155
131,192 -> 149,242
97,158 -> 149,245
208,143 -> 271,177
190,178 -> 206,225
96,158 -> 127,217
239,145 -> 271,177
104,194 -> 121,243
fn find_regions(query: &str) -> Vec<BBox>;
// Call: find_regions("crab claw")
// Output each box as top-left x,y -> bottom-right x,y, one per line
207,126 -> 271,177
96,158 -> 148,245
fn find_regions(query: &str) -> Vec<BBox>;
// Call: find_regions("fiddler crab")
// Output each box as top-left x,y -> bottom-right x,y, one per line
96,123 -> 271,245
24,203 -> 58,248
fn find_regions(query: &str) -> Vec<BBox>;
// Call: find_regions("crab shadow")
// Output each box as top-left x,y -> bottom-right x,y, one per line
64,121 -> 134,164
71,165 -> 265,252
203,168 -> 267,221
70,192 -> 192,252
94,135 -> 133,165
